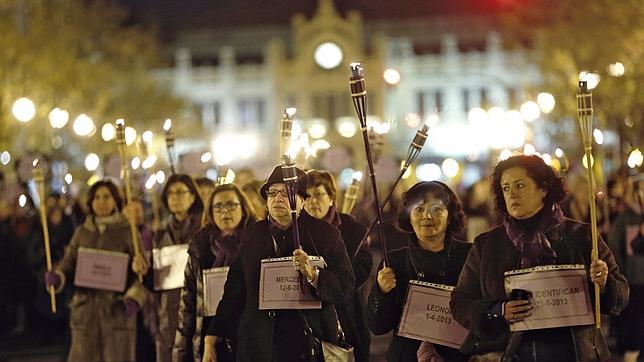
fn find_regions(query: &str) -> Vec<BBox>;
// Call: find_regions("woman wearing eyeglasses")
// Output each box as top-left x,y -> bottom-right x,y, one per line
366,181 -> 470,361
173,183 -> 257,362
304,170 -> 373,362
153,174 -> 205,362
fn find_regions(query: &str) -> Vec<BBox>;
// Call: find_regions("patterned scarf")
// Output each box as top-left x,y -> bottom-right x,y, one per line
211,230 -> 243,267
503,204 -> 565,268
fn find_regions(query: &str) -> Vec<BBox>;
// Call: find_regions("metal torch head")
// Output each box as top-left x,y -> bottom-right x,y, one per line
32,161 -> 44,183
576,81 -> 594,148
349,62 -> 366,96
115,119 -> 126,146
279,109 -> 294,155
410,124 -> 430,151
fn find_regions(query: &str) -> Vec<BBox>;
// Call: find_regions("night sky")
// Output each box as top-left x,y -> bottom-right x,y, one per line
119,0 -> 506,41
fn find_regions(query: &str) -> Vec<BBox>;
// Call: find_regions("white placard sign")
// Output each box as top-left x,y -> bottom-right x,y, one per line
74,247 -> 130,292
259,256 -> 326,310
504,264 -> 594,332
152,244 -> 190,291
397,280 -> 468,349
203,266 -> 230,317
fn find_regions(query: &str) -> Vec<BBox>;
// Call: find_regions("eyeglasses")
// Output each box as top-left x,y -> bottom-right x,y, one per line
267,189 -> 289,198
411,203 -> 448,216
308,191 -> 328,199
212,202 -> 240,213
167,190 -> 191,197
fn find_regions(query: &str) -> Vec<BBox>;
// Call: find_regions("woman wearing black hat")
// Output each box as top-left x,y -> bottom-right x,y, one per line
366,181 -> 470,361
203,165 -> 355,362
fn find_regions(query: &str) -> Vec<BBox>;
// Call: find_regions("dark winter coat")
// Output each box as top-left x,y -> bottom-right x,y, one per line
335,213 -> 373,362
450,219 -> 629,361
366,235 -> 471,361
55,214 -> 147,362
153,215 -> 202,362
173,225 -> 245,362
206,212 -> 355,362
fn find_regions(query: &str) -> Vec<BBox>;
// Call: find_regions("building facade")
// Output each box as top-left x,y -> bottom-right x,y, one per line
155,0 -> 540,182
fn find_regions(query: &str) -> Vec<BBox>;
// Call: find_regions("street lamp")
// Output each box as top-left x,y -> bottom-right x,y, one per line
0,151 -> 10,165
12,97 -> 36,122
84,153 -> 100,171
73,114 -> 95,136
49,108 -> 69,128
520,101 -> 540,122
537,93 -> 555,114
101,123 -> 116,141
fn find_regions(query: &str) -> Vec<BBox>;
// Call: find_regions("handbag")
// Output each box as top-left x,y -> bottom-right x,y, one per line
298,310 -> 355,362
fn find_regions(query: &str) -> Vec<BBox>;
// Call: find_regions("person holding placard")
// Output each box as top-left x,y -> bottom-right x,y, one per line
173,183 -> 258,362
152,174 -> 204,362
44,179 -> 147,361
202,165 -> 355,362
304,170 -> 373,362
450,155 -> 629,361
366,181 -> 471,361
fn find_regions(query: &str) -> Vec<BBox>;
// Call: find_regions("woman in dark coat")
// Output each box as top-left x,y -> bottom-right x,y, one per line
203,165 -> 355,362
366,181 -> 471,361
152,174 -> 204,362
304,170 -> 373,362
45,180 -> 147,362
450,155 -> 629,361
173,183 -> 258,361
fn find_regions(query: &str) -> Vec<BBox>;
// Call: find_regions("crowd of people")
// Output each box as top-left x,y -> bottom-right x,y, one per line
0,154 -> 641,362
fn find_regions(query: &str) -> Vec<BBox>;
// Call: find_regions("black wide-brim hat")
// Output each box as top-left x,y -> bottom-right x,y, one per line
259,165 -> 310,200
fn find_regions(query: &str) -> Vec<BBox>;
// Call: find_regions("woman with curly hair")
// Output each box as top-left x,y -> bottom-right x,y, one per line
450,154 -> 629,361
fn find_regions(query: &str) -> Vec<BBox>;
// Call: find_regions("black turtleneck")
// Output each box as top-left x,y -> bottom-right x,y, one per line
514,206 -> 548,233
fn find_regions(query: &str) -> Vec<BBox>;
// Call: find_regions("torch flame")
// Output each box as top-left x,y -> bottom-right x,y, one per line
285,108 -> 297,117
163,119 -> 172,132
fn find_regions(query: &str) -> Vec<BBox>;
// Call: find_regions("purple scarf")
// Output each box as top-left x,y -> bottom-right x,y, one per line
211,231 -> 242,267
503,204 -> 565,268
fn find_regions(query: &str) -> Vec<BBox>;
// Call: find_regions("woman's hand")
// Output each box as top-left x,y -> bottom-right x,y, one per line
202,335 -> 219,362
377,266 -> 396,293
132,253 -> 149,276
293,248 -> 316,281
589,259 -> 608,288
504,300 -> 533,323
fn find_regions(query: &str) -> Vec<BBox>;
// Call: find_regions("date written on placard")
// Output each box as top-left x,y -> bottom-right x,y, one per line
425,304 -> 453,325
533,287 -> 581,308
91,264 -> 112,277
276,275 -> 305,292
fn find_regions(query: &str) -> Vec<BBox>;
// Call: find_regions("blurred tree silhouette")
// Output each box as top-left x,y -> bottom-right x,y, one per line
0,0 -> 185,174
501,0 -> 643,167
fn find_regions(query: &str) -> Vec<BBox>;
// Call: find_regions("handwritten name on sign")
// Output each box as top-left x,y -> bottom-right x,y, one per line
152,244 -> 190,291
259,256 -> 326,310
504,264 -> 594,332
397,281 -> 468,349
74,247 -> 130,292
203,266 -> 230,317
